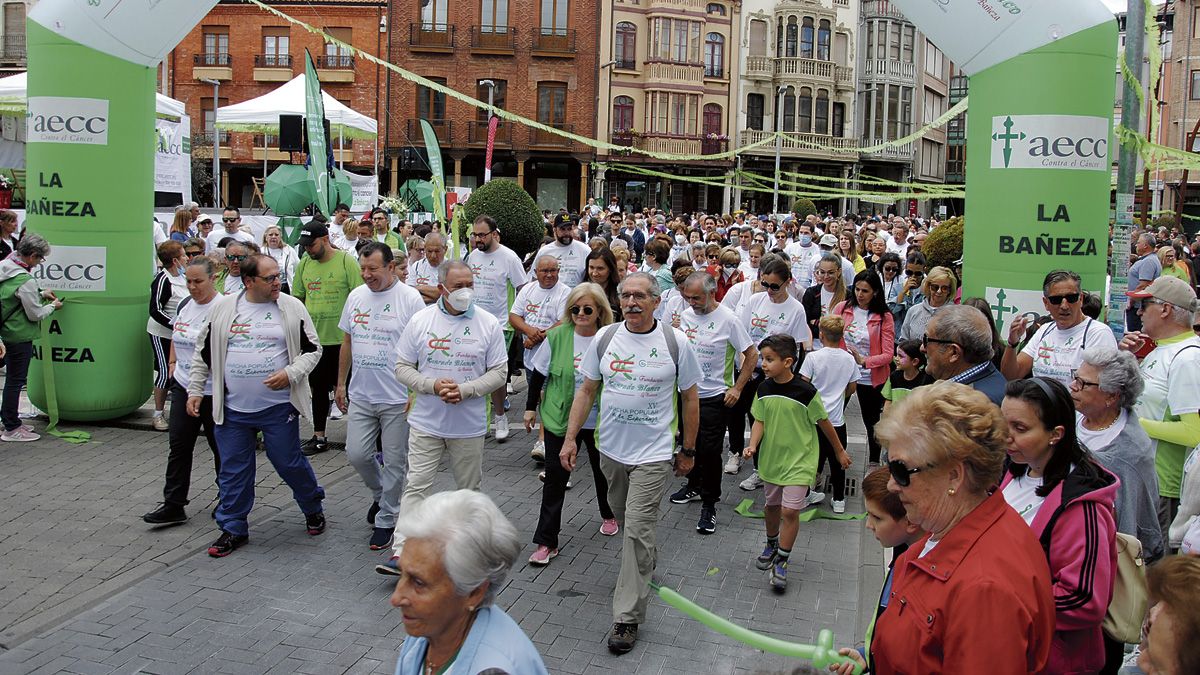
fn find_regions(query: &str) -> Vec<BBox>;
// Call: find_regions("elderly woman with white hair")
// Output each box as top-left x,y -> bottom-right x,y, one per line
1071,345 -> 1165,563
391,490 -> 548,675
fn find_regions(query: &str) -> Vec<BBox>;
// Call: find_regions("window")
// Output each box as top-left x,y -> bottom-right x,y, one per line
613,95 -> 635,131
872,83 -> 885,141
476,80 -> 507,121
781,87 -> 795,132
798,87 -> 812,133
325,27 -> 352,62
537,82 -> 567,126
747,93 -> 765,131
421,0 -> 448,30
706,2 -> 726,15
616,22 -> 636,67
650,18 -> 701,63
873,21 -> 887,61
262,27 -> 289,66
814,90 -> 829,135
674,20 -> 689,61
800,18 -> 814,59
672,96 -> 688,134
900,86 -> 913,136
203,26 -> 229,56
947,113 -> 965,140
901,25 -> 915,63
3,3 -> 25,59
785,17 -> 798,57
540,0 -> 567,35
704,33 -> 724,77
1192,70 -> 1200,100
200,97 -> 229,139
923,90 -> 945,124
887,84 -> 900,138
647,92 -> 699,134
481,0 -> 509,32
924,40 -> 944,77
889,23 -> 900,61
817,20 -> 831,61
865,22 -> 874,60
703,104 -> 722,136
832,102 -> 845,137
749,20 -> 767,57
417,77 -> 447,121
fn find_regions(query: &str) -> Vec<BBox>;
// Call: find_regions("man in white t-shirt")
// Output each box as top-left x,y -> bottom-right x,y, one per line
334,242 -> 425,552
1000,269 -> 1116,387
783,221 -> 820,291
531,218 -> 591,286
561,272 -> 702,655
887,221 -> 910,259
466,214 -> 529,432
205,207 -> 256,252
378,260 -> 508,574
671,272 -> 756,533
186,254 -> 326,558
408,231 -> 447,304
509,255 -> 570,439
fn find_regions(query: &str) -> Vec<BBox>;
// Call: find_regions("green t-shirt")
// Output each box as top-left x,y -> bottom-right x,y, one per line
1163,264 -> 1190,282
292,250 -> 363,345
750,376 -> 828,486
882,368 -> 934,404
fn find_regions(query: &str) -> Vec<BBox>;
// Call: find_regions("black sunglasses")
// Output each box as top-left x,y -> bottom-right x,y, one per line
761,281 -> 785,291
222,217 -> 238,223
906,270 -> 925,277
883,265 -> 899,272
922,334 -> 957,349
888,459 -> 932,487
570,305 -> 595,316
1045,293 -> 1080,305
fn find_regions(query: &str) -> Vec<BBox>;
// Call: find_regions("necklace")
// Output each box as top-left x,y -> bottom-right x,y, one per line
1085,413 -> 1120,432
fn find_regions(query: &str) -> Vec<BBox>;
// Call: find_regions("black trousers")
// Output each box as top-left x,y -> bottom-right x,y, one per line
162,382 -> 221,506
688,394 -> 733,506
855,381 -> 885,464
737,371 -> 763,469
533,428 -> 613,549
309,344 -> 341,434
817,423 -> 847,501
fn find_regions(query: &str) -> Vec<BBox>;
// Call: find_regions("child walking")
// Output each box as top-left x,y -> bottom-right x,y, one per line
799,316 -> 859,513
744,334 -> 850,592
881,338 -> 933,416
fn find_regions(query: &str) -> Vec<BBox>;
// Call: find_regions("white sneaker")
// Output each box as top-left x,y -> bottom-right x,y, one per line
739,470 -> 763,491
152,412 -> 169,432
832,499 -> 846,514
723,453 -> 742,475
1,427 -> 40,442
494,415 -> 509,442
328,407 -> 344,421
530,440 -> 546,461
805,490 -> 826,508
507,382 -> 517,395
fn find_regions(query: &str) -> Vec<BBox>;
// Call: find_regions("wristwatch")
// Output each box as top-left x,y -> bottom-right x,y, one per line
678,447 -> 697,458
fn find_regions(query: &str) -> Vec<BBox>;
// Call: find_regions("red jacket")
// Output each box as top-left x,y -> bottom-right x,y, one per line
832,300 -> 894,387
872,490 -> 1055,675
1000,461 -> 1118,675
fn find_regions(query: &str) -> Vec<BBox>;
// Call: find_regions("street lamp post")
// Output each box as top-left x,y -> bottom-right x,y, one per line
598,60 -> 617,202
772,85 -> 786,216
200,77 -> 221,208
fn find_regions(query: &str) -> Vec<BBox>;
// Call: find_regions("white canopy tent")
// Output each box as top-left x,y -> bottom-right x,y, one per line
214,73 -> 377,139
0,72 -> 186,119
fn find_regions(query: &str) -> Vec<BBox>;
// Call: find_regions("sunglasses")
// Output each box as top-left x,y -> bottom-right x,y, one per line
929,284 -> 952,294
1045,293 -> 1080,305
761,281 -> 785,291
185,250 -> 203,258
883,265 -> 899,272
888,459 -> 932,487
906,270 -> 925,278
225,254 -> 247,262
921,334 -> 957,349
570,305 -> 595,316
222,217 -> 238,223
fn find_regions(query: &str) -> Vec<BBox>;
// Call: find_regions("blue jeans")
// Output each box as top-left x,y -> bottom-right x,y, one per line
212,402 -> 324,537
2,341 -> 33,432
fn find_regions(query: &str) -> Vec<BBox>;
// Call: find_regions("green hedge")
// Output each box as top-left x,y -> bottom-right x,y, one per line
793,197 -> 817,220
924,215 -> 963,270
460,179 -> 546,260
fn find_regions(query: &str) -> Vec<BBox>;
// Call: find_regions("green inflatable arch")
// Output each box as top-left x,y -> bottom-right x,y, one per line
23,0 -> 1115,420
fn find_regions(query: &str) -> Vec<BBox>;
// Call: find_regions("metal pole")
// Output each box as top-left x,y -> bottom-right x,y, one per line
480,79 -> 495,183
338,126 -> 344,171
200,78 -> 222,209
772,86 -> 785,215
1111,0 -> 1145,336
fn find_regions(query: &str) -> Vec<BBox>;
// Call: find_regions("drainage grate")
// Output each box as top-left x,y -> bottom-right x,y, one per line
818,475 -> 858,497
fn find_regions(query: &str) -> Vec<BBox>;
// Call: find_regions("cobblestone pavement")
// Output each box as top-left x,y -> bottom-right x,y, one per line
0,393 -> 873,674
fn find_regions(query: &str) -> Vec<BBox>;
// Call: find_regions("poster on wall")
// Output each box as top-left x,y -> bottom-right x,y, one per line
346,171 -> 378,212
154,116 -> 191,202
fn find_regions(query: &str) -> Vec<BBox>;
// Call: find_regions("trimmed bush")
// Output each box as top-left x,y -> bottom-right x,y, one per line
793,197 -> 818,220
461,179 -> 546,260
924,215 -> 963,270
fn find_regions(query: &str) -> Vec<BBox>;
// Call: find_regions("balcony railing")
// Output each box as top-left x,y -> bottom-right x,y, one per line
611,131 -> 635,147
470,26 -> 517,52
254,54 -> 292,68
315,54 -> 354,69
738,129 -> 859,159
701,138 -> 728,155
192,130 -> 230,145
251,134 -> 280,147
860,140 -> 915,160
861,0 -> 909,20
0,44 -> 25,61
529,123 -> 574,148
704,64 -> 724,78
614,57 -> 637,70
466,120 -> 513,146
410,23 -> 456,49
194,52 -> 232,67
863,59 -> 916,81
406,119 -> 452,144
646,60 -> 704,83
745,55 -> 772,78
532,29 -> 575,55
775,57 -> 833,79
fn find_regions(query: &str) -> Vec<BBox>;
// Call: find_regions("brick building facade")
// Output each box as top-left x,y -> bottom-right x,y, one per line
166,0 -> 386,208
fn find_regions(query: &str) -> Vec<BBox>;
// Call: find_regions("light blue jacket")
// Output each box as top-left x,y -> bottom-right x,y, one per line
394,606 -> 547,675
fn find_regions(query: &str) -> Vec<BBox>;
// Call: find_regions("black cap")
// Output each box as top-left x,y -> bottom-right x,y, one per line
298,223 -> 329,247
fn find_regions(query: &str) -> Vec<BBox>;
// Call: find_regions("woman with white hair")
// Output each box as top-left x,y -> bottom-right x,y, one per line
390,490 -> 548,675
261,225 -> 299,294
1071,346 -> 1164,562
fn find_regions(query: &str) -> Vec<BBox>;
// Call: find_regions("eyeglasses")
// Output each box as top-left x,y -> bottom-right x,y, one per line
1069,369 -> 1100,390
570,305 -> 595,316
761,281 -> 785,291
883,265 -> 899,272
929,284 -> 952,294
888,459 -> 933,487
921,334 -> 957,349
254,273 -> 281,283
222,217 -> 238,223
185,250 -> 203,258
906,270 -> 925,278
225,254 -> 247,262
471,231 -> 493,239
618,292 -> 652,301
1045,293 -> 1081,305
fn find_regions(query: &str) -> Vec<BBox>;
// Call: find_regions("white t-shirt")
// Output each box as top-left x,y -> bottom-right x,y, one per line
720,280 -> 760,318
679,305 -> 754,399
530,240 -> 592,286
1075,409 -> 1127,453
465,245 -> 527,323
396,303 -> 508,438
799,346 -> 858,426
580,322 -> 703,465
223,297 -> 291,413
206,228 -> 254,251
740,292 -> 812,364
1020,317 -> 1116,386
844,306 -> 874,383
338,281 -> 425,406
407,257 -> 439,289
656,288 -> 689,325
172,296 -> 217,394
1002,474 -> 1046,526
783,242 -> 820,288
528,331 -> 600,429
221,273 -> 244,296
511,282 -> 570,359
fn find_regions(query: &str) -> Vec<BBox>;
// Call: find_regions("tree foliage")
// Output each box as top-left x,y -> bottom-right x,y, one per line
461,179 -> 545,260
924,215 -> 963,270
793,197 -> 818,220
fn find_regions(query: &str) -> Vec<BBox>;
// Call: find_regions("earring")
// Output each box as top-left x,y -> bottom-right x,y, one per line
947,488 -> 956,496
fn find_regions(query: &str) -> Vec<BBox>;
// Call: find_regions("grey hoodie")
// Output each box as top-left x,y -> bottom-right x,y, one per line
0,256 -> 55,325
1086,417 -> 1165,562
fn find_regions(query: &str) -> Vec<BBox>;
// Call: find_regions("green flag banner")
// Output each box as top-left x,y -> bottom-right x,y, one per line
304,51 -> 331,218
419,118 -> 447,227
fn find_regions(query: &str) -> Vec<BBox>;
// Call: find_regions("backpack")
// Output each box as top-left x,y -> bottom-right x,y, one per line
1102,532 -> 1149,644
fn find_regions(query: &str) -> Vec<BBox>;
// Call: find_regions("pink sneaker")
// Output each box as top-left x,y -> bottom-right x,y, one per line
600,518 -> 620,536
528,545 -> 558,566
1,427 -> 40,442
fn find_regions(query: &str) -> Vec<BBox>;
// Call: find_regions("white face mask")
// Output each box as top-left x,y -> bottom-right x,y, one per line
446,287 -> 475,312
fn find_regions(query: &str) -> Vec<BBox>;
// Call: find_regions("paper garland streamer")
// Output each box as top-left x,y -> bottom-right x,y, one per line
650,581 -> 863,674
733,498 -> 866,521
